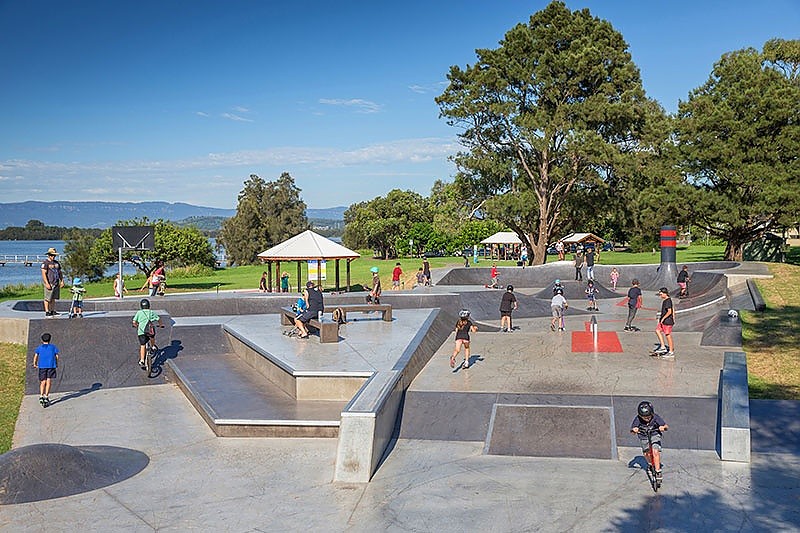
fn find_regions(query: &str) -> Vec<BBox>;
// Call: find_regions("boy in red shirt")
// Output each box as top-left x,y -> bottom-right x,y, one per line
392,262 -> 403,290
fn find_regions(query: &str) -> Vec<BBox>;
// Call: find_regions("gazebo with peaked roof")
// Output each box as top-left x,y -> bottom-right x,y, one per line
480,231 -> 523,260
257,230 -> 360,292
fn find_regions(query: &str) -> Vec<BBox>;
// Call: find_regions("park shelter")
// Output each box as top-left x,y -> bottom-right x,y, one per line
257,230 -> 360,292
559,232 -> 605,251
480,231 -> 523,260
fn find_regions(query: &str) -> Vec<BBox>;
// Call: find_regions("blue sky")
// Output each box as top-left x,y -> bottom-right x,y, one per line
1,1 -> 798,210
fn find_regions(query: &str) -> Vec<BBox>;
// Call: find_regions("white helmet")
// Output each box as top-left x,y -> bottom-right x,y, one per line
727,309 -> 739,320
459,309 -> 471,318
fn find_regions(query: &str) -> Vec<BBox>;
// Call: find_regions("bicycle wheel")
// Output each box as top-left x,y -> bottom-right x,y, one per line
145,345 -> 154,377
648,464 -> 659,492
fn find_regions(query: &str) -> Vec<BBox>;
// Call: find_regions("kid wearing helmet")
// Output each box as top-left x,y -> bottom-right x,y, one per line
499,285 -> 518,332
367,266 -> 381,304
585,280 -> 599,311
552,279 -> 564,296
550,289 -> 568,331
631,401 -> 669,481
451,309 -> 478,369
132,298 -> 163,369
68,277 -> 86,318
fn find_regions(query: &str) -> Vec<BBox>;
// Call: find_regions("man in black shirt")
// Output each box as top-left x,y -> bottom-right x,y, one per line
295,281 -> 324,339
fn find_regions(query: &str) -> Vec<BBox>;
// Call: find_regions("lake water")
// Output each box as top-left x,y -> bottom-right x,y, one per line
0,239 -> 227,288
0,240 -> 137,288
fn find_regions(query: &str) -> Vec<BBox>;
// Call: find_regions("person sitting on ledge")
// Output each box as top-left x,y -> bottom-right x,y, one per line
295,280 -> 324,339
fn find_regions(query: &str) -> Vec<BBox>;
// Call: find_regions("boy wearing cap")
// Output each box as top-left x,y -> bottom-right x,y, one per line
652,287 -> 675,358
40,247 -> 64,317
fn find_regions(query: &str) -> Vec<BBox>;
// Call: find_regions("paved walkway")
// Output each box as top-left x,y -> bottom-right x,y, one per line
5,385 -> 800,532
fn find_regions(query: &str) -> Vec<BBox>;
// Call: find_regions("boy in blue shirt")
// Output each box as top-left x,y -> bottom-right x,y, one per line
33,332 -> 59,407
631,401 -> 669,481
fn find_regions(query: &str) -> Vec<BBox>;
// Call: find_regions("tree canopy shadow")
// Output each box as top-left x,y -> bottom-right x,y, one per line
608,453 -> 800,531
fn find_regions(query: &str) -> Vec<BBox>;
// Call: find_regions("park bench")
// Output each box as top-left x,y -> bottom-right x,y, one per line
280,307 -> 340,343
327,303 -> 392,322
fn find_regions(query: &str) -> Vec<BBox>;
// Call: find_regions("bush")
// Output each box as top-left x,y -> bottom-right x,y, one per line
166,264 -> 216,278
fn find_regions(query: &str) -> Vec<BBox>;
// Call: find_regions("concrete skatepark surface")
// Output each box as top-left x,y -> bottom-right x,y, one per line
2,260 -> 800,531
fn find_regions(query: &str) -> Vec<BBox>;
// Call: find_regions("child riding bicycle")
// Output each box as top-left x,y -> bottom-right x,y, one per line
132,298 -> 164,370
630,401 -> 669,481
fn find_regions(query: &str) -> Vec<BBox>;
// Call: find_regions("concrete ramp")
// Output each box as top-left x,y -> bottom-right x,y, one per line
458,290 -> 553,320
484,404 -> 616,459
533,279 -> 618,300
25,314 -> 173,394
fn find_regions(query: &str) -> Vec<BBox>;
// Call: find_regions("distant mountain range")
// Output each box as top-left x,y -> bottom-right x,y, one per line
0,201 -> 347,229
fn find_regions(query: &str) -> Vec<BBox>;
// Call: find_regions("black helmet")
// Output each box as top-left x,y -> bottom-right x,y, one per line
459,309 -> 471,318
506,284 -> 514,292
555,287 -> 564,296
637,401 -> 653,418
140,298 -> 150,309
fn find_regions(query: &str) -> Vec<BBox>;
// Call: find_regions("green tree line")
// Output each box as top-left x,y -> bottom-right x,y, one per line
0,219 -> 102,241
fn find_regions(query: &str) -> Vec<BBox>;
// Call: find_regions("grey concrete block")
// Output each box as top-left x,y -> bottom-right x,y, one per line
484,404 -> 617,459
721,351 -> 751,462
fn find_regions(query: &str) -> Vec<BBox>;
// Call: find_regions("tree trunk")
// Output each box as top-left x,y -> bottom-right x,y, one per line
724,240 -> 745,262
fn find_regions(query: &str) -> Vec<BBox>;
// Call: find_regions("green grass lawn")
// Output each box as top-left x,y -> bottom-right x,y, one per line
744,262 -> 800,399
0,343 -> 25,453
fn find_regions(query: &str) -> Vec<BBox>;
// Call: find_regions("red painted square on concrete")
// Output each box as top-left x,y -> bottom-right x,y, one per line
571,331 -> 624,353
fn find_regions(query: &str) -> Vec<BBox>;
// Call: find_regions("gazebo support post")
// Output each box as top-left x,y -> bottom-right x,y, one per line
347,259 -> 352,292
317,259 -> 322,290
335,259 -> 340,292
296,261 -> 302,292
267,262 -> 273,292
276,261 -> 281,293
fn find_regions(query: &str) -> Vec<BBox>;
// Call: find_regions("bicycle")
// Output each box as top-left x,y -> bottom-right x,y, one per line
636,424 -> 664,492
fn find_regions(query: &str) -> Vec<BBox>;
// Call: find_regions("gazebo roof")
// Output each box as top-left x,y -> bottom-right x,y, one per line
559,232 -> 605,244
257,230 -> 360,261
480,231 -> 522,245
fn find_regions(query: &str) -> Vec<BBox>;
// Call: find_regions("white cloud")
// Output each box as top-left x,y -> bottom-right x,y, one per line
318,98 -> 382,114
195,111 -> 210,117
220,113 -> 254,122
408,82 -> 448,94
0,137 -> 459,207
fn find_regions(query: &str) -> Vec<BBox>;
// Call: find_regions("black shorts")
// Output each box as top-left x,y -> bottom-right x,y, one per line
138,333 -> 154,346
297,310 -> 315,323
38,368 -> 56,381
500,311 -> 512,317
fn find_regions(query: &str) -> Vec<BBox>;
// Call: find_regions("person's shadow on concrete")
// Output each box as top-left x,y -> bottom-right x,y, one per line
150,340 -> 183,378
49,382 -> 103,406
452,354 -> 485,373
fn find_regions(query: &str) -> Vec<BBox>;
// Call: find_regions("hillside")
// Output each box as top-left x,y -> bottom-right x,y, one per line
0,201 -> 347,229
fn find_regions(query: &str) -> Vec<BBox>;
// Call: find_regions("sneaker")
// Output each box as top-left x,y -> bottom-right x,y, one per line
51,311 -> 60,316
43,397 -> 50,408
559,327 -> 565,331
502,327 -> 508,332
550,324 -> 556,331
623,326 -> 631,331
39,396 -> 46,407
462,360 -> 469,369
139,360 -> 147,370
659,352 -> 675,359
655,470 -> 663,480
